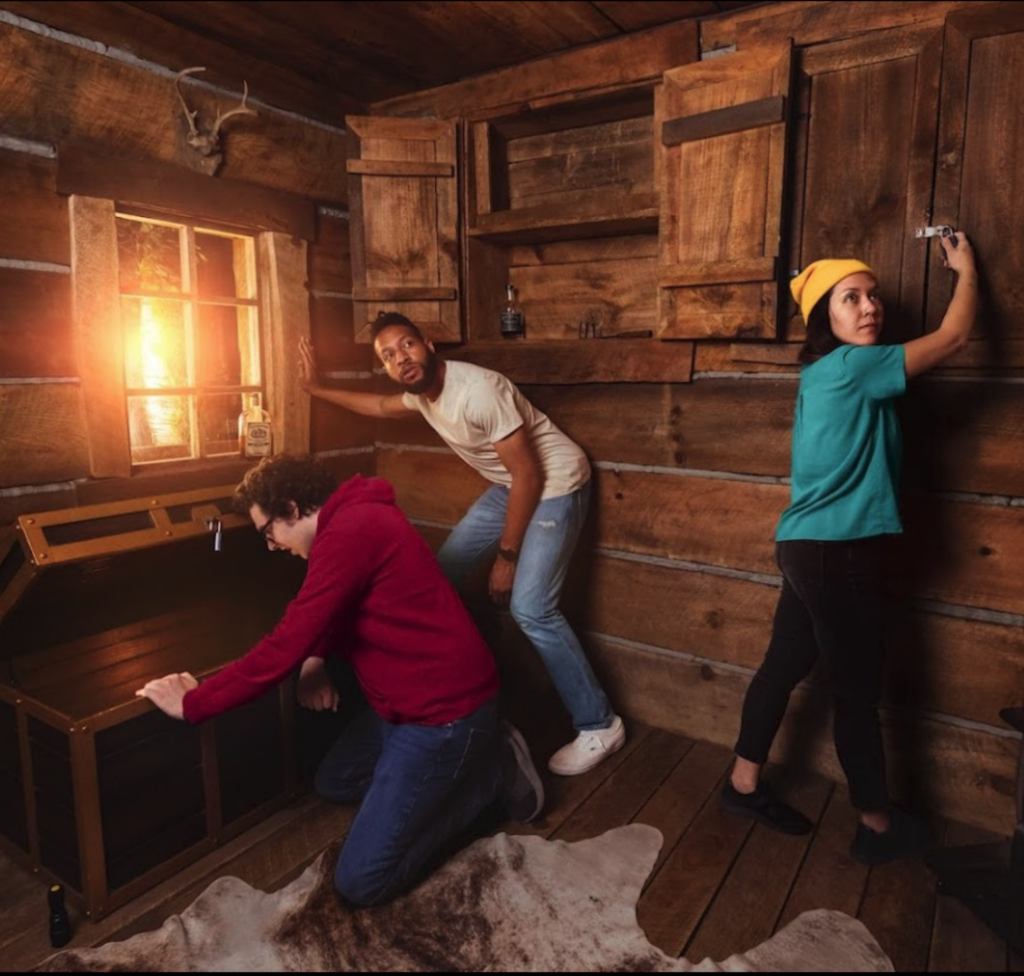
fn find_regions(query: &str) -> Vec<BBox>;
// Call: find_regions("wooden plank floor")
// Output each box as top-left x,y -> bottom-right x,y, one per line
2,714 -> 1021,972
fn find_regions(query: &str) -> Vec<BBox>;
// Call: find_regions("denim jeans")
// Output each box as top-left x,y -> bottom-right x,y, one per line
437,481 -> 613,732
734,538 -> 890,810
314,699 -> 501,906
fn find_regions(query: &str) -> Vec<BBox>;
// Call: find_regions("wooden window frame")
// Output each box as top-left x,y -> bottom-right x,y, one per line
115,211 -> 265,466
60,152 -> 314,479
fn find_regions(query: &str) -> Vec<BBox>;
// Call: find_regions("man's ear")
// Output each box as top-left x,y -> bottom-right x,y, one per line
425,338 -> 436,354
284,500 -> 300,520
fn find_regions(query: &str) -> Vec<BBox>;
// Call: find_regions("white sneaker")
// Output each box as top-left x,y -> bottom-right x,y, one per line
547,715 -> 625,776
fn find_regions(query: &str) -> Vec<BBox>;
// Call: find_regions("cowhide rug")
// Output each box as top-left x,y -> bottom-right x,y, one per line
34,824 -> 892,972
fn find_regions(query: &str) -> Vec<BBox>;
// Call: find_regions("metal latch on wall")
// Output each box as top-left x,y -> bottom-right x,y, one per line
914,224 -> 959,246
191,504 -> 224,552
206,518 -> 223,552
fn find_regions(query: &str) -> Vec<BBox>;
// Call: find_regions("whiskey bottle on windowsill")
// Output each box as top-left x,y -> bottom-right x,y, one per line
239,392 -> 272,459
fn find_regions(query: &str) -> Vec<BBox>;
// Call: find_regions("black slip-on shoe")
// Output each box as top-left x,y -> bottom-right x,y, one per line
850,807 -> 932,865
721,780 -> 813,835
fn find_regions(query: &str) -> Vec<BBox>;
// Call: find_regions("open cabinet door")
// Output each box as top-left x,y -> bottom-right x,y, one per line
930,5 -> 1024,343
346,116 -> 461,343
657,44 -> 792,340
790,22 -> 944,345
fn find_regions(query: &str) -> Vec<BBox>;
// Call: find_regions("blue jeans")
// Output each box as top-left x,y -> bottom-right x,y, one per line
734,538 -> 890,810
437,481 -> 613,732
314,699 -> 501,906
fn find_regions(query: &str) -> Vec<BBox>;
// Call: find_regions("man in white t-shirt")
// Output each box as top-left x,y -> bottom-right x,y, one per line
299,312 -> 624,775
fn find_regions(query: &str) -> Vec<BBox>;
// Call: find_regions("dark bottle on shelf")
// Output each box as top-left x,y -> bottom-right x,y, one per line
500,283 -> 525,339
48,883 -> 72,948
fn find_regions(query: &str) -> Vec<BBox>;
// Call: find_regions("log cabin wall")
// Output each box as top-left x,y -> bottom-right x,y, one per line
0,7 -> 373,523
358,0 -> 1024,836
1,1 -> 1022,844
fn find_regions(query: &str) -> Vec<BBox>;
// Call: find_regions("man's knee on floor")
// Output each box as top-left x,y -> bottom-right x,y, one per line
333,864 -> 395,908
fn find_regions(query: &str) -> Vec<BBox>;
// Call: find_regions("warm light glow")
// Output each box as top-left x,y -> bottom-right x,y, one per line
139,299 -> 185,445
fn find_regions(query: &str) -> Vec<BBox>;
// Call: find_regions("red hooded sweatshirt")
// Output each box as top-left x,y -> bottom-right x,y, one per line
182,475 -> 499,726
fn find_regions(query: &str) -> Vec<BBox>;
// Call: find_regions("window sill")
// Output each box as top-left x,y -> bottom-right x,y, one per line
76,456 -> 256,507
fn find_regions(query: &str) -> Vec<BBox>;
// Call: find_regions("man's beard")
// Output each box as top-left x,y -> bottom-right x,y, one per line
402,353 -> 438,394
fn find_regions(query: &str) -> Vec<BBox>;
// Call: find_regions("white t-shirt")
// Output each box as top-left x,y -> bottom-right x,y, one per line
402,360 -> 590,500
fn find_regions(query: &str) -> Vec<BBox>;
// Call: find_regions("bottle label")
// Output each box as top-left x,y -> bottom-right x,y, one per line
244,421 -> 272,457
501,310 -> 524,337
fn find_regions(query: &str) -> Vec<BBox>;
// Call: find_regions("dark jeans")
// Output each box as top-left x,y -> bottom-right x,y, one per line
314,698 -> 502,906
734,538 -> 890,810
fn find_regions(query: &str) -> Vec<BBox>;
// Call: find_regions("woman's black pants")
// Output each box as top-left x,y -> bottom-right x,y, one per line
734,537 -> 891,810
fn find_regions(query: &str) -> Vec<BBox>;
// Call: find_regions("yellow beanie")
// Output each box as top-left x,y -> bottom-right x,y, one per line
790,259 -> 876,322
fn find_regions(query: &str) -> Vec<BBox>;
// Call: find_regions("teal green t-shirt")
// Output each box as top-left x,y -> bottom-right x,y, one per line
776,344 -> 907,542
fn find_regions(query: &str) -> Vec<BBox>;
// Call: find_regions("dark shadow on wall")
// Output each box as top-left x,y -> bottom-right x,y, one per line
883,264 -> 1009,815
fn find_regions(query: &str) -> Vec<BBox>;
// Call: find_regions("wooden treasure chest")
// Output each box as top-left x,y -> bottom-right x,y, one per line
0,486 -> 308,921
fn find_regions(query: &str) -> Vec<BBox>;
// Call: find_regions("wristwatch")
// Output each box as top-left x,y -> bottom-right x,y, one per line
497,547 -> 519,564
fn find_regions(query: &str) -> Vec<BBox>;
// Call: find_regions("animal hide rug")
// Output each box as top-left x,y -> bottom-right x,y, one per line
34,824 -> 893,972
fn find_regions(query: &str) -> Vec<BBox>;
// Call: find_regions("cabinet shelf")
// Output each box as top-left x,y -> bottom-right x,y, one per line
468,192 -> 658,245
444,337 -> 692,384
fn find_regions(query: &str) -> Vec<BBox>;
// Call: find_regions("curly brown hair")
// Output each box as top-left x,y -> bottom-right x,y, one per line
232,453 -> 336,520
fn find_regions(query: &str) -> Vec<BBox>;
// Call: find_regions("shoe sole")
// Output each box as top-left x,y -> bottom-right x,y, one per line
720,799 -> 813,836
547,726 -> 626,776
503,723 -> 545,821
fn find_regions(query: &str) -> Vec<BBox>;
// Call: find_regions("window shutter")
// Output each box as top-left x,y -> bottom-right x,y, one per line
346,116 -> 461,343
657,44 -> 792,340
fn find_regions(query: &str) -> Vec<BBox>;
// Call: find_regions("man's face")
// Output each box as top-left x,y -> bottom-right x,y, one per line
250,502 -> 314,559
374,325 -> 438,394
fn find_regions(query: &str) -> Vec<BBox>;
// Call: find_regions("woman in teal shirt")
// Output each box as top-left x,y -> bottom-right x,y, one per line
722,233 -> 978,865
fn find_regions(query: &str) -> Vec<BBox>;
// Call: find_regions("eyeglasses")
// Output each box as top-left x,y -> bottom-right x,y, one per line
255,516 -> 278,545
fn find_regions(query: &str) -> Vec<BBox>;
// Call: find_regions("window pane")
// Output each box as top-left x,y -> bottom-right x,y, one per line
128,395 -> 193,463
197,232 -> 254,299
199,393 -> 245,457
197,303 -> 261,387
116,218 -> 182,293
122,297 -> 190,389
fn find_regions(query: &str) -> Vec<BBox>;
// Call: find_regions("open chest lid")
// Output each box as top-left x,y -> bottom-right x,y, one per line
0,485 -> 302,669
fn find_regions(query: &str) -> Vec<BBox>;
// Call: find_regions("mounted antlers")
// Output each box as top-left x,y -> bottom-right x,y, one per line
174,66 -> 257,175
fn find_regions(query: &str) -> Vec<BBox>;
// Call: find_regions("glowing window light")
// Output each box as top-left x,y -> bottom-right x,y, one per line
138,299 -> 187,446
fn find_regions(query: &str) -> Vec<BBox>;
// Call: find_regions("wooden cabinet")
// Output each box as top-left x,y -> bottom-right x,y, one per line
347,87 -> 666,347
463,87 -> 662,344
345,3 -> 1022,358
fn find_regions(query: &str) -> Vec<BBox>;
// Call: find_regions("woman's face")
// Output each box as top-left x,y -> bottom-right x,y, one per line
828,272 -> 884,346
